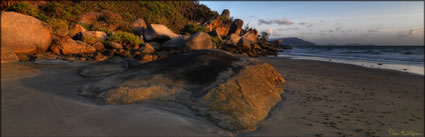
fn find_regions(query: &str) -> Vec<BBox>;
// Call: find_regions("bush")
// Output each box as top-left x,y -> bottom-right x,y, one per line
107,31 -> 143,46
181,24 -> 208,35
82,35 -> 97,45
47,18 -> 69,37
7,2 -> 48,21
211,36 -> 224,47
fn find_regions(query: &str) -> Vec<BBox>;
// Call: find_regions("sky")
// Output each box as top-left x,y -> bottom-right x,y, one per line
200,1 -> 424,45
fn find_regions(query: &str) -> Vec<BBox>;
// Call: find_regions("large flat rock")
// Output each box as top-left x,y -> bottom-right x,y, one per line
78,49 -> 285,131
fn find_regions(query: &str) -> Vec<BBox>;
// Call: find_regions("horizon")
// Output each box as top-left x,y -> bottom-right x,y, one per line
200,1 -> 424,46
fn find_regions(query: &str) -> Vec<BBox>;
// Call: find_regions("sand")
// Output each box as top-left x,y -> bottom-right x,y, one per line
1,57 -> 424,136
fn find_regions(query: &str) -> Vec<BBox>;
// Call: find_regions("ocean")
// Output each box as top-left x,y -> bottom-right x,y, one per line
278,46 -> 425,75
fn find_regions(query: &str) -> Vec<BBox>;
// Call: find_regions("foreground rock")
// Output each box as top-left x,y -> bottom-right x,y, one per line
53,38 -> 96,55
184,32 -> 214,50
78,49 -> 285,131
1,11 -> 52,54
1,46 -> 19,63
78,57 -> 141,78
144,24 -> 179,41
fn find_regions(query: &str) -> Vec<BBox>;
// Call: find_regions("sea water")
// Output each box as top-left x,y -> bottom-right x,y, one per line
278,46 -> 424,75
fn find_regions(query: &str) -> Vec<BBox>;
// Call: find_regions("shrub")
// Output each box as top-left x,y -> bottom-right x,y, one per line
82,35 -> 97,45
181,24 -> 208,35
107,31 -> 143,46
47,18 -> 69,37
211,36 -> 224,47
7,2 -> 48,21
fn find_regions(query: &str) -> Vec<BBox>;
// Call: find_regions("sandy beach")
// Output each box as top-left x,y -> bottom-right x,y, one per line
2,57 -> 424,136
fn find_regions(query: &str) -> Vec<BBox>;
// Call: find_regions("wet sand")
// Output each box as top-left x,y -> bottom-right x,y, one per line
1,57 -> 424,136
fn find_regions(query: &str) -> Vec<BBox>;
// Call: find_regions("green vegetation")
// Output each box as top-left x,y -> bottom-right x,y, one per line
181,24 -> 209,35
211,36 -> 224,47
47,18 -> 69,37
6,2 -> 47,21
82,36 -> 97,45
107,31 -> 143,46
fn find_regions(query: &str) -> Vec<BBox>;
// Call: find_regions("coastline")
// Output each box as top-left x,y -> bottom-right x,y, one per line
1,57 -> 424,136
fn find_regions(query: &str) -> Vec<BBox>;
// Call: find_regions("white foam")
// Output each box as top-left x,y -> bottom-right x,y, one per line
278,54 -> 424,75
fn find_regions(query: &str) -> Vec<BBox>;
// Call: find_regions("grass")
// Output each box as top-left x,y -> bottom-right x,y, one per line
106,31 -> 143,46
181,23 -> 209,35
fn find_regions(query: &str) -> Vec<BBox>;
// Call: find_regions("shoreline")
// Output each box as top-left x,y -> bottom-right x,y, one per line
2,57 -> 424,136
277,54 -> 425,76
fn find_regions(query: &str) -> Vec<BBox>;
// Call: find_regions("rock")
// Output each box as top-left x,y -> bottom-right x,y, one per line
144,24 -> 180,41
79,57 -> 87,61
69,24 -> 87,38
131,18 -> 147,35
141,43 -> 155,54
162,35 -> 190,48
79,31 -> 108,42
139,54 -> 154,62
17,54 -> 31,62
78,49 -> 285,131
78,57 -> 141,78
228,19 -> 244,36
59,38 -> 97,55
205,15 -> 230,38
65,57 -> 75,61
227,34 -> 241,46
221,9 -> 230,20
50,43 -> 62,55
34,59 -> 70,65
184,32 -> 214,50
108,41 -> 123,49
94,42 -> 105,51
241,29 -> 258,42
149,42 -> 161,50
208,29 -> 223,41
94,53 -> 108,62
1,12 -> 52,54
1,46 -> 19,63
79,12 -> 102,25
238,38 -> 252,52
34,52 -> 57,60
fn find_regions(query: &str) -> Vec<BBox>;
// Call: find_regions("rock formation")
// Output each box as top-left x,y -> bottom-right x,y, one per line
78,49 -> 285,131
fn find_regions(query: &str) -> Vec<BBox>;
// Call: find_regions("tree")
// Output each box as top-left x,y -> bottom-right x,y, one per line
259,32 -> 269,42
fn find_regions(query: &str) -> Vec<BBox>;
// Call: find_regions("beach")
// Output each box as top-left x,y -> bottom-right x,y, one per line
2,57 -> 424,136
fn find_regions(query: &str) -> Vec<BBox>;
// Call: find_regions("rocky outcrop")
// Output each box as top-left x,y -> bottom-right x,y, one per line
78,57 -> 141,78
227,33 -> 241,46
162,35 -> 190,48
1,46 -> 19,63
184,32 -> 214,50
221,9 -> 230,20
58,38 -> 97,55
228,19 -> 244,36
205,15 -> 230,38
79,12 -> 102,25
131,18 -> 147,35
144,24 -> 179,41
76,31 -> 108,43
241,29 -> 258,42
1,11 -> 52,55
78,49 -> 285,131
69,24 -> 87,38
238,38 -> 252,52
141,43 -> 155,54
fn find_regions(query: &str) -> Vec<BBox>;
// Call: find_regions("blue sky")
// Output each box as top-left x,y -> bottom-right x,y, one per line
200,1 -> 424,45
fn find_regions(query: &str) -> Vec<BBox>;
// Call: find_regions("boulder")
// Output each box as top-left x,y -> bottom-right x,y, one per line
69,24 -> 87,38
241,29 -> 258,42
78,57 -> 141,78
94,42 -> 105,51
94,53 -> 108,62
238,38 -> 252,52
184,32 -> 214,50
141,43 -> 155,54
208,29 -> 223,41
162,35 -> 190,48
1,46 -> 19,63
205,16 -> 231,38
131,18 -> 147,35
228,19 -> 244,36
227,33 -> 241,46
59,38 -> 96,55
108,42 -> 123,49
79,31 -> 108,42
1,12 -> 52,54
17,55 -> 31,62
144,24 -> 179,41
34,52 -> 57,60
221,9 -> 230,20
78,49 -> 285,131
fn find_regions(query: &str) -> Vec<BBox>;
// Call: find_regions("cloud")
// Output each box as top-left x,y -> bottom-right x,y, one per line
398,28 -> 424,37
258,19 -> 273,25
268,28 -> 274,34
336,27 -> 342,31
258,18 -> 294,25
298,22 -> 307,25
368,29 -> 379,32
277,27 -> 299,31
306,24 -> 313,27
